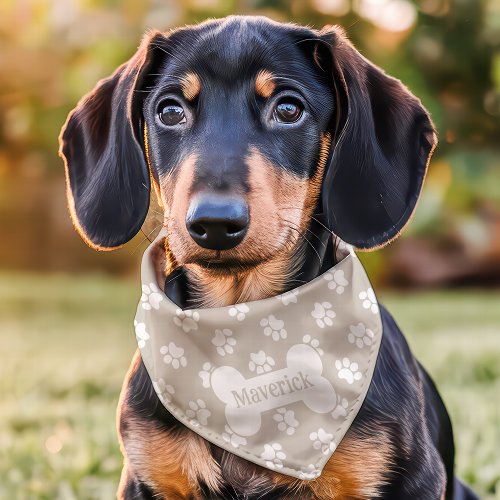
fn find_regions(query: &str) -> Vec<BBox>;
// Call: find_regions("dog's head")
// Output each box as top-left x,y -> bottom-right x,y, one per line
60,16 -> 435,277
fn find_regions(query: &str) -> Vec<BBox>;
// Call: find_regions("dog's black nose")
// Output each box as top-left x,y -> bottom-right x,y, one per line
186,194 -> 249,250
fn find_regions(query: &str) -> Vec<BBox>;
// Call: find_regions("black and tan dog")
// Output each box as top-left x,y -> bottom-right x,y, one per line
59,16 -> 478,500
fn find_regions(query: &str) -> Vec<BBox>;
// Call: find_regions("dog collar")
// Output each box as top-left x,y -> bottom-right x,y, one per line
134,231 -> 382,480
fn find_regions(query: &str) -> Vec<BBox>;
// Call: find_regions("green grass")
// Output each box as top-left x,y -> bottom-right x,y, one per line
0,273 -> 499,499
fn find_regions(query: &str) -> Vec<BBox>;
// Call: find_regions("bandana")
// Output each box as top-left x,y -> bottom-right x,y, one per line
134,231 -> 382,480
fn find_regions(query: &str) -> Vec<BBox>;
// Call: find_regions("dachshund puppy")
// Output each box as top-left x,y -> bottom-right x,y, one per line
60,16 -> 478,500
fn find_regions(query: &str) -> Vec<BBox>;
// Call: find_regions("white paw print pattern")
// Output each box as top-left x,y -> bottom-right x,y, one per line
276,289 -> 299,305
331,394 -> 349,419
249,350 -> 275,374
335,357 -> 362,384
141,283 -> 163,310
311,302 -> 336,328
260,315 -> 287,341
324,269 -> 349,294
152,378 -> 175,403
211,328 -> 236,356
185,398 -> 211,426
359,288 -> 379,314
336,239 -> 350,252
348,322 -> 375,348
299,464 -> 321,480
228,304 -> 249,321
309,428 -> 336,455
160,342 -> 187,369
198,362 -> 214,388
302,334 -> 324,355
133,320 -> 149,349
260,443 -> 286,469
173,308 -> 200,332
222,425 -> 247,448
273,408 -> 299,436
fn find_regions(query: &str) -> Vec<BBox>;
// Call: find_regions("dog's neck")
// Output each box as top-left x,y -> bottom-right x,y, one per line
159,217 -> 334,309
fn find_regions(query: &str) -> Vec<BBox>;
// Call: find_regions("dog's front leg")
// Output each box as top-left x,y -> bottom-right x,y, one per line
117,464 -> 157,500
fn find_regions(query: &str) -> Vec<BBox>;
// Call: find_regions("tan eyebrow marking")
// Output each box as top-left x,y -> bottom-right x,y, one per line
255,70 -> 275,98
180,72 -> 201,101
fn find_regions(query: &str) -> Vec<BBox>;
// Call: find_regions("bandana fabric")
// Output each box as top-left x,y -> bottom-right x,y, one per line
134,231 -> 382,480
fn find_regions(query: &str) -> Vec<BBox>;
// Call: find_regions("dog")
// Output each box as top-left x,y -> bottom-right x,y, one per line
59,15 -> 479,500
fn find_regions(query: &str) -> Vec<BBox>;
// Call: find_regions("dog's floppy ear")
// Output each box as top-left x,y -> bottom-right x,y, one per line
317,26 -> 437,250
59,31 -> 166,250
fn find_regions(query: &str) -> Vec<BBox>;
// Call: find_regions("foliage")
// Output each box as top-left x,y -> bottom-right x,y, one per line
0,0 -> 499,274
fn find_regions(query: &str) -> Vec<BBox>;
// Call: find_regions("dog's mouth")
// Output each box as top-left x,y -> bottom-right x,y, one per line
192,257 -> 265,273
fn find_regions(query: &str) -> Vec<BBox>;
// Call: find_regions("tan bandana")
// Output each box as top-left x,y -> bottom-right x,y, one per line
134,231 -> 382,480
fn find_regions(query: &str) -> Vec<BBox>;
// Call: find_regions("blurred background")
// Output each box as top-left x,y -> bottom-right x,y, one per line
0,0 -> 499,498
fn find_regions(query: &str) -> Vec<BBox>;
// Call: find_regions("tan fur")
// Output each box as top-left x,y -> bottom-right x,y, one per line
144,125 -> 165,210
270,429 -> 394,499
180,72 -> 201,101
299,132 -> 331,231
117,352 -> 222,499
183,147 -> 317,307
255,69 -> 276,98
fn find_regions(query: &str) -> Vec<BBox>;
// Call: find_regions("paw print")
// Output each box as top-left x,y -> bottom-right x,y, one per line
185,398 -> 211,426
228,304 -> 249,321
260,314 -> 287,341
302,334 -> 324,355
141,283 -> 163,310
249,351 -> 275,374
198,362 -> 214,388
160,342 -> 187,369
173,308 -> 200,332
311,302 -> 336,328
299,464 -> 321,480
212,328 -> 236,356
336,239 -> 351,253
276,289 -> 299,305
260,442 -> 286,469
331,394 -> 349,419
222,425 -> 247,448
134,320 -> 149,349
335,357 -> 362,384
273,408 -> 299,436
359,288 -> 379,314
324,269 -> 349,294
348,322 -> 374,349
152,378 -> 175,403
309,428 -> 336,455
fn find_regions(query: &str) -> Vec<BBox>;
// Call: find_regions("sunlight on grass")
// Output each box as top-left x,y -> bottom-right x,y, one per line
0,273 -> 499,498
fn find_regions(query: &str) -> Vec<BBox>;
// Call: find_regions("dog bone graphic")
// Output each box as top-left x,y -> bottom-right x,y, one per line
210,343 -> 337,437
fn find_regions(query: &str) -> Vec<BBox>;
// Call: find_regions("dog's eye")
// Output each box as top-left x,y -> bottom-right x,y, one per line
273,99 -> 303,123
158,100 -> 186,126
